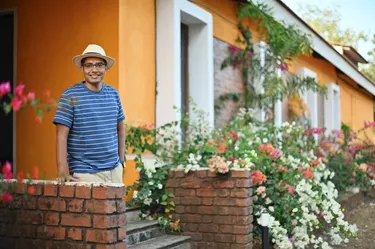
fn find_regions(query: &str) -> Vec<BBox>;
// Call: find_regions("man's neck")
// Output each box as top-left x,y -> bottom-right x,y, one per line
84,81 -> 102,92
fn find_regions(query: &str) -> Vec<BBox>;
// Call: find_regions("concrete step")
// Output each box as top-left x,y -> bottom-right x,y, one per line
126,206 -> 141,223
126,220 -> 165,246
127,235 -> 191,249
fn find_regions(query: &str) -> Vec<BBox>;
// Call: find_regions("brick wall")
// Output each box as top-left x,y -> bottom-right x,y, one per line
166,169 -> 253,249
214,38 -> 243,128
0,180 -> 127,249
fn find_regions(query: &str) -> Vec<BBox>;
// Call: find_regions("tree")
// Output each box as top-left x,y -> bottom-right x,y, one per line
297,4 -> 375,82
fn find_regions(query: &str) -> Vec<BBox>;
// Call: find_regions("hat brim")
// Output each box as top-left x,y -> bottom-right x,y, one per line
72,54 -> 115,69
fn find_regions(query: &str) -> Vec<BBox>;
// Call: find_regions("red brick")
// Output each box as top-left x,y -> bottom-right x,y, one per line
214,197 -> 233,206
215,234 -> 235,243
197,206 -> 217,215
95,243 -> 127,249
229,207 -> 250,216
29,183 -> 43,196
180,197 -> 201,205
230,244 -> 252,249
202,181 -> 213,189
214,215 -> 236,224
118,227 -> 126,240
195,170 -> 208,178
166,179 -> 179,188
67,228 -> 83,240
236,179 -> 251,188
230,189 -> 252,198
16,210 -> 43,224
44,184 -> 58,196
183,232 -> 202,241
213,180 -> 234,189
59,185 -> 75,197
202,233 -> 215,241
11,224 -> 38,238
235,198 -> 251,207
186,223 -> 199,232
202,198 -> 213,206
76,185 -> 92,199
45,212 -> 60,226
86,229 -> 117,243
196,189 -> 217,197
199,224 -> 218,233
236,234 -> 253,244
231,170 -> 251,178
86,200 -> 117,214
174,170 -> 186,178
207,171 -> 217,177
14,182 -> 26,194
68,199 -> 83,212
233,225 -> 251,235
45,241 -> 90,249
218,207 -> 230,215
185,206 -> 198,213
38,198 -> 66,211
16,239 -> 46,249
215,242 -> 232,249
175,206 -> 185,214
202,216 -> 213,223
219,225 -> 234,234
61,213 -> 92,227
11,196 -> 37,209
93,214 -> 126,228
168,170 -> 175,178
179,214 -> 202,223
217,189 -> 230,197
180,180 -> 202,189
116,200 -> 127,213
93,185 -> 126,199
235,215 -> 252,225
38,226 -> 66,240
175,189 -> 196,197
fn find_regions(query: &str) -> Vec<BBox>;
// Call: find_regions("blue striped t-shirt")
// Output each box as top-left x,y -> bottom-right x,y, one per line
53,82 -> 125,173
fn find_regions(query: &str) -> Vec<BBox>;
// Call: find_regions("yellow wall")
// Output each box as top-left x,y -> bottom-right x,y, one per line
0,0 -> 156,185
119,0 -> 156,190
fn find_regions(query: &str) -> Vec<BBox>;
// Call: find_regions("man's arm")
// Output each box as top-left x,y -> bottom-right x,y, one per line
117,120 -> 125,166
56,124 -> 79,182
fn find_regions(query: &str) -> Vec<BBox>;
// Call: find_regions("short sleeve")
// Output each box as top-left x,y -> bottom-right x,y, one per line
53,93 -> 74,128
116,91 -> 125,123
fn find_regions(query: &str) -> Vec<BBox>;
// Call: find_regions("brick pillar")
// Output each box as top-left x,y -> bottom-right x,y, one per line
166,169 -> 253,249
0,180 -> 127,249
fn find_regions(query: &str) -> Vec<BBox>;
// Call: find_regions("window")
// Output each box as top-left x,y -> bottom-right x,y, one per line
324,83 -> 341,133
156,0 -> 213,128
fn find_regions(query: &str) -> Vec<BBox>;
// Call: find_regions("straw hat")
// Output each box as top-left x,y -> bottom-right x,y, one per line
72,44 -> 115,69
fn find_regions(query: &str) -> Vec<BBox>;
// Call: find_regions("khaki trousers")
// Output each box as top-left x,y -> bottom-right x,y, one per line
72,163 -> 123,184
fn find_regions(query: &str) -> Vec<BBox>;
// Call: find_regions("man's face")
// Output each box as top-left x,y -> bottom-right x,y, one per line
81,57 -> 107,85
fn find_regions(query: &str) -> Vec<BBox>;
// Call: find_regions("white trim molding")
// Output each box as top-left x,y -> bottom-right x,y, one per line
156,0 -> 214,127
297,67 -> 319,140
253,42 -> 267,122
324,83 -> 341,133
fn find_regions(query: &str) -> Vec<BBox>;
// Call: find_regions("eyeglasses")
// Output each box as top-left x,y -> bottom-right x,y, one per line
82,62 -> 107,70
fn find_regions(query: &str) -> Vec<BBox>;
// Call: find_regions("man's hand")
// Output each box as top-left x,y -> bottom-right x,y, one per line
56,174 -> 79,183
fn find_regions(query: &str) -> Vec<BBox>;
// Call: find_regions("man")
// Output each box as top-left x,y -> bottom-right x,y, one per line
53,44 -> 125,183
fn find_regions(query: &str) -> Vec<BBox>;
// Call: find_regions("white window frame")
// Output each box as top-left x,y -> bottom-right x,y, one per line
297,67 -> 318,140
324,83 -> 341,133
253,41 -> 266,122
156,0 -> 214,127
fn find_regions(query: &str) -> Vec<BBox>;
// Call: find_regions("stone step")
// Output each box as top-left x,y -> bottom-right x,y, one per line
126,220 -> 165,246
126,206 -> 141,223
127,235 -> 191,249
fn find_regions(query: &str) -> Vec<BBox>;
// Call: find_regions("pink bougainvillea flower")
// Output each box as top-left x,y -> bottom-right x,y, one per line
17,171 -> 25,182
31,166 -> 39,180
1,192 -> 13,203
27,186 -> 36,195
1,161 -> 12,174
350,178 -> 356,183
285,184 -> 295,195
10,97 -> 23,111
27,92 -> 35,101
15,84 -> 25,97
256,186 -> 266,195
271,149 -> 282,160
303,168 -> 313,179
251,170 -> 267,185
278,165 -> 287,172
0,81 -> 11,97
246,51 -> 253,57
228,44 -> 240,54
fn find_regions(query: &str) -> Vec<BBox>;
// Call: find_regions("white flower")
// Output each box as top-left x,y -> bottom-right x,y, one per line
263,138 -> 268,143
292,208 -> 298,213
268,206 -> 274,212
158,184 -> 163,189
235,146 -> 239,151
133,191 -> 138,199
149,181 -> 154,186
265,198 -> 272,205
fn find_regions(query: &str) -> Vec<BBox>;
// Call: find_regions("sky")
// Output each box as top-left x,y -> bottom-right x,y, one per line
281,0 -> 375,60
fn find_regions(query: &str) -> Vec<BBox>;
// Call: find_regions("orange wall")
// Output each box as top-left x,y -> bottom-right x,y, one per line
119,0 -> 156,188
0,0 -> 120,179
